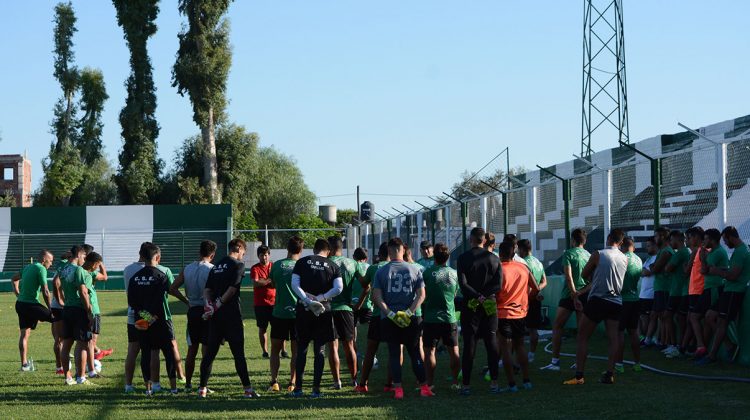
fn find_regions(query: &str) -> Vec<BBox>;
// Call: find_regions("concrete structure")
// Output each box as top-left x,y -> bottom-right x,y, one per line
0,154 -> 31,207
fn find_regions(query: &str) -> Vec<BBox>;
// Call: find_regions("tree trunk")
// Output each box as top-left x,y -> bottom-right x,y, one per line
202,107 -> 221,204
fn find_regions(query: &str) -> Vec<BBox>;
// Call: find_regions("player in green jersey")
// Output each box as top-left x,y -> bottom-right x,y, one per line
646,227 -> 675,352
616,237 -> 643,372
12,249 -> 55,372
664,231 -> 690,358
517,239 -> 547,363
351,247 -> 370,346
698,226 -> 749,365
267,236 -> 303,392
698,229 -> 729,359
82,252 -> 108,378
542,229 -> 590,371
421,243 -> 460,390
59,245 -> 94,385
417,240 -> 435,269
327,236 -> 361,389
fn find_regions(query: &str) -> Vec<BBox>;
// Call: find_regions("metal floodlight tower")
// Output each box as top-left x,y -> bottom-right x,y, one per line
581,0 -> 629,158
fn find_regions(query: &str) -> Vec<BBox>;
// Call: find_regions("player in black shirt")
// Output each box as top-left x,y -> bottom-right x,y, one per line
127,243 -> 176,395
457,227 -> 502,395
290,239 -> 343,398
198,239 -> 259,398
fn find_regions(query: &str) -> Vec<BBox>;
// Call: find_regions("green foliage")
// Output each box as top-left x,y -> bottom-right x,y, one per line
113,0 -> 162,204
288,213 -> 339,246
336,208 -> 359,227
450,166 -> 527,200
173,124 -> 315,229
0,190 -> 16,207
69,157 -> 118,206
52,2 -> 78,120
35,143 -> 85,206
172,0 -> 233,127
76,67 -> 108,164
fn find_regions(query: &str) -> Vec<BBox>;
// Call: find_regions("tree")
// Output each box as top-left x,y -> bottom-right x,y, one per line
36,2 -> 84,206
450,166 -> 527,200
113,0 -> 163,204
75,68 -> 108,164
0,190 -> 17,207
173,124 -> 316,229
336,209 -> 359,227
172,0 -> 233,204
289,214 -> 340,248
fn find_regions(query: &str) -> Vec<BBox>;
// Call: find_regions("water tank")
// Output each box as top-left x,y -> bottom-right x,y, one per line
360,201 -> 374,222
319,204 -> 337,225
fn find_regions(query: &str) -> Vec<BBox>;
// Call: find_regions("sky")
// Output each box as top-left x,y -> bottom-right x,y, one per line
0,0 -> 748,216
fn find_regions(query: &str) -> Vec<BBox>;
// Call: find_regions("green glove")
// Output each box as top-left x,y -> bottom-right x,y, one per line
483,299 -> 496,316
388,311 -> 406,328
395,311 -> 412,327
467,298 -> 480,311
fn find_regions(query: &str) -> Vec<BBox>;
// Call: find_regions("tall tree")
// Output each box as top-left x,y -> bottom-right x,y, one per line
36,2 -> 84,206
75,68 -> 108,164
52,1 -> 78,150
113,0 -> 162,204
172,0 -> 233,204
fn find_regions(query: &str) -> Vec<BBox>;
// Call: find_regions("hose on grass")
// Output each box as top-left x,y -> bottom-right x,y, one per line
543,342 -> 750,383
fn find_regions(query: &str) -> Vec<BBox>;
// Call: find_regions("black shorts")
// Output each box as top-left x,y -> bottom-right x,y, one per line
91,314 -> 102,335
207,314 -> 245,345
127,324 -> 139,343
295,306 -> 335,343
653,291 -> 670,313
15,301 -> 52,330
164,319 -> 176,341
583,297 -> 622,323
254,305 -> 273,329
498,318 -> 526,340
525,299 -> 543,329
270,316 -> 297,341
460,308 -> 498,341
688,290 -> 712,316
139,319 -> 173,349
718,291 -> 745,321
423,322 -> 458,347
51,307 -> 64,323
639,298 -> 653,315
187,306 -> 208,346
380,316 -> 422,347
333,311 -> 356,342
62,306 -> 92,342
667,295 -> 684,314
367,315 -> 382,341
618,301 -> 639,331
558,292 -> 589,312
354,307 -> 372,325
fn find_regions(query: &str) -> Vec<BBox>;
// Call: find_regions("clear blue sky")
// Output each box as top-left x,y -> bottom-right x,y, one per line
1,1 -> 748,215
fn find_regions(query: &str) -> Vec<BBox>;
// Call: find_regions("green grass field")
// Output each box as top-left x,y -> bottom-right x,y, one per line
1,291 -> 749,419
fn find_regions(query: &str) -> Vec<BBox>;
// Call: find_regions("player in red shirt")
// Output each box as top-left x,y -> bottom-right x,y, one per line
251,246 -> 275,358
496,241 -> 540,392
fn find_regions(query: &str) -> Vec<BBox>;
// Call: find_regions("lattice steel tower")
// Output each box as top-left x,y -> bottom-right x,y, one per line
581,0 -> 629,157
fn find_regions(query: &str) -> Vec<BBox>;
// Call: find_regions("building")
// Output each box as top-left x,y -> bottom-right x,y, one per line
0,154 -> 31,207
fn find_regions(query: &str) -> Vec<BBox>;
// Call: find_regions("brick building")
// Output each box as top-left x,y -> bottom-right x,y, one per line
0,154 -> 32,207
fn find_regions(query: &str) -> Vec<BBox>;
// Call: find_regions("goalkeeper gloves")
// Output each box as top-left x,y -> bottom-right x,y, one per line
395,311 -> 412,327
467,298 -> 480,311
483,299 -> 496,316
308,300 -> 325,317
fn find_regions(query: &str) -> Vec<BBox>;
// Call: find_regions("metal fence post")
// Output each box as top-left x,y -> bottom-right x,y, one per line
530,186 -> 538,248
480,196 -> 487,230
603,170 -> 612,241
445,206 -> 452,250
652,159 -> 661,228
502,192 -> 508,236
718,143 -> 728,230
461,201 -> 468,252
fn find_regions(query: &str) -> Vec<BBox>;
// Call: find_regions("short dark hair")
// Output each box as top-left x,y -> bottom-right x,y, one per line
287,236 -> 304,254
257,245 -> 270,257
420,240 -> 433,250
502,233 -> 517,245
669,230 -> 685,241
85,251 -> 103,264
498,241 -> 515,260
705,228 -> 721,243
38,249 -> 53,261
470,227 -> 485,243
82,244 -> 94,255
686,226 -> 705,239
622,237 -> 635,248
403,244 -> 412,260
200,240 -> 217,258
517,239 -> 532,252
572,229 -> 587,245
655,226 -> 671,242
485,232 -> 496,247
722,226 -> 740,239
313,238 -> 330,254
434,243 -> 449,264
328,236 -> 343,253
377,242 -> 389,259
645,237 -> 656,245
608,228 -> 625,244
387,237 -> 404,253
228,238 -> 247,253
139,243 -> 160,261
353,247 -> 368,261
70,245 -> 84,256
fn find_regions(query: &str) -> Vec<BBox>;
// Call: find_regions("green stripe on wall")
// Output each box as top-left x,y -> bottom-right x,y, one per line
11,207 -> 86,233
153,204 -> 231,231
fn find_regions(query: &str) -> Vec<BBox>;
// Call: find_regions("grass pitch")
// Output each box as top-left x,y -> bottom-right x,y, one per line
1,291 -> 749,419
